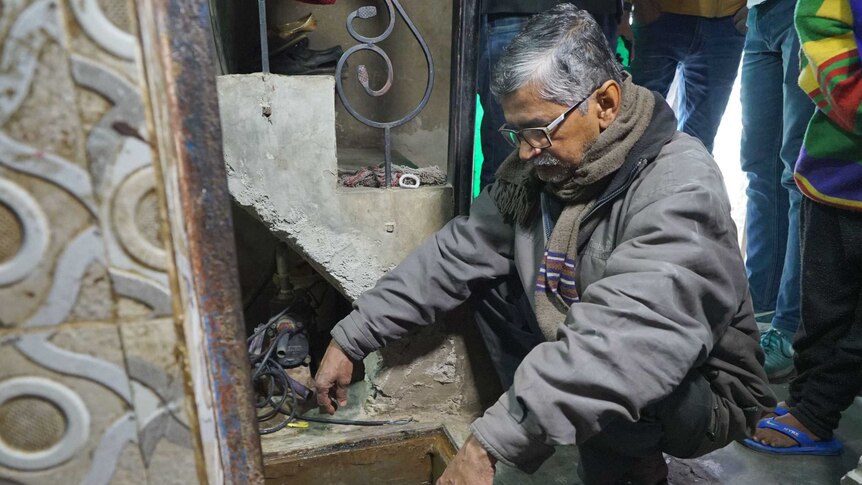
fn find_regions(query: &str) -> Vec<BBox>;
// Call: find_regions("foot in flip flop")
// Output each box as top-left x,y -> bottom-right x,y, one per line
763,402 -> 789,420
743,412 -> 842,456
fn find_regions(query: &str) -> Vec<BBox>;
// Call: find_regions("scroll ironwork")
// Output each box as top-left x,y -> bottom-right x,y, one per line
335,1 -> 435,188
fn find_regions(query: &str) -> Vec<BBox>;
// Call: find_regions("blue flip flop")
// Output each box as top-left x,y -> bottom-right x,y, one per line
743,417 -> 843,456
773,405 -> 789,417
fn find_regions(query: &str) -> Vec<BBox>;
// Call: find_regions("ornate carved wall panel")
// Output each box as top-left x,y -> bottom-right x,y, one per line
0,0 -> 207,482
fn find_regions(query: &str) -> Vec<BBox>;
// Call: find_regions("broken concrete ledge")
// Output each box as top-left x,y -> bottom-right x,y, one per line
218,73 -> 453,302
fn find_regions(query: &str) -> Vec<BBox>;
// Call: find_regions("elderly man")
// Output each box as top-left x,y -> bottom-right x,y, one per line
314,5 -> 774,484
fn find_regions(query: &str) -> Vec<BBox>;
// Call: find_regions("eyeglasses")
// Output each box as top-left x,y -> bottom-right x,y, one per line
498,93 -> 591,149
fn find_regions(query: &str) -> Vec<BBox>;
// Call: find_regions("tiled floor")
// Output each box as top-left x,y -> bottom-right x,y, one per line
267,375 -> 860,484
496,383 -> 862,485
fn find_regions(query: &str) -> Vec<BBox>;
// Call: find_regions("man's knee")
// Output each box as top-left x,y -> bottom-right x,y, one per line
657,371 -> 749,458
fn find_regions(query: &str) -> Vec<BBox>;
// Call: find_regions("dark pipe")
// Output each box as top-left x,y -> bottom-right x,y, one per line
275,332 -> 290,360
448,0 -> 481,216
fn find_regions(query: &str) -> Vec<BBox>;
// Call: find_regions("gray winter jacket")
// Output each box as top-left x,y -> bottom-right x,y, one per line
331,98 -> 775,472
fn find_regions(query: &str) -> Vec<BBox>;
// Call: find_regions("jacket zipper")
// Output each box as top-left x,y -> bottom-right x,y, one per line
540,157 -> 649,242
580,157 -> 648,225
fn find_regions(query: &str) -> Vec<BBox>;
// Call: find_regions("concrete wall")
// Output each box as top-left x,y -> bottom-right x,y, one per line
220,73 -> 453,301
212,0 -> 452,169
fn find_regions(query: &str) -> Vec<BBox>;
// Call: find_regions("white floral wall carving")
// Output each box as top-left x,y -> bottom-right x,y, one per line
0,0 -> 199,483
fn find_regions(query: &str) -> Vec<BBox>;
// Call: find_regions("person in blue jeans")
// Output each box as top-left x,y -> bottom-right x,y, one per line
476,1 -> 621,191
630,1 -> 748,153
740,0 -> 814,379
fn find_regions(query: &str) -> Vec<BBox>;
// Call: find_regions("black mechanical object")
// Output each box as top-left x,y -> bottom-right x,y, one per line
248,286 -> 411,434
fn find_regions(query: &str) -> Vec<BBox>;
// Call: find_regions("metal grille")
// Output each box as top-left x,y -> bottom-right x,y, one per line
0,202 -> 23,264
0,397 -> 67,452
335,1 -> 434,188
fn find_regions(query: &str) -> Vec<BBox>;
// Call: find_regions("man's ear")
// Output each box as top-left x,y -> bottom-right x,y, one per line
595,80 -> 621,129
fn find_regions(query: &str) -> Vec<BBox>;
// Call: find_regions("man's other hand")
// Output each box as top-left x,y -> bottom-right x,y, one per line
313,340 -> 354,414
436,435 -> 496,485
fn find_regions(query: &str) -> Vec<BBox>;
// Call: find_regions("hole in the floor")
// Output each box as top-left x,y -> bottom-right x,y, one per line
262,426 -> 457,485
233,202 -> 362,433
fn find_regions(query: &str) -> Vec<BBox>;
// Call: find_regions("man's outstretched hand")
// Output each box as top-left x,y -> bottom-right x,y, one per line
436,435 -> 496,485
313,340 -> 354,414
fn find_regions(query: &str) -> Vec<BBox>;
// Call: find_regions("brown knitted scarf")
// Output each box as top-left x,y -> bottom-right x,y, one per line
492,75 -> 656,340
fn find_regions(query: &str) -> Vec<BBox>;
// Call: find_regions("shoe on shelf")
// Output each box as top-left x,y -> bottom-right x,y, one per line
760,328 -> 795,380
270,38 -> 344,76
269,13 -> 317,40
268,32 -> 309,58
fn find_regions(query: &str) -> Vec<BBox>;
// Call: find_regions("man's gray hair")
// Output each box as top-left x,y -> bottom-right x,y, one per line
491,3 -> 623,112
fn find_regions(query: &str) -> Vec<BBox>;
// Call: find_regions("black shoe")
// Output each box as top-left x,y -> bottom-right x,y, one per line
270,39 -> 343,75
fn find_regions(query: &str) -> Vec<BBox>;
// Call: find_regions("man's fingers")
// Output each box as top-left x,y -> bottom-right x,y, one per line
313,341 -> 356,414
319,397 -> 336,415
335,379 -> 349,407
315,381 -> 336,414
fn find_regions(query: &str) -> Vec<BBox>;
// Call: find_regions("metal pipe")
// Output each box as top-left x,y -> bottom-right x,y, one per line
275,332 -> 291,360
384,127 -> 392,188
273,242 -> 293,301
258,0 -> 270,74
448,0 -> 481,215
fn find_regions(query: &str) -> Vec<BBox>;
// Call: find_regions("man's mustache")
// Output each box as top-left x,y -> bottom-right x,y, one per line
531,152 -> 562,167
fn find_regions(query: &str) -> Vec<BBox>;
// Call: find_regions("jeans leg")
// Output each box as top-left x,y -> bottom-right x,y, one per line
472,275 -> 545,390
477,15 -> 530,191
631,13 -> 689,97
771,4 -> 815,336
676,16 -> 744,152
739,11 -> 787,315
791,199 -> 862,440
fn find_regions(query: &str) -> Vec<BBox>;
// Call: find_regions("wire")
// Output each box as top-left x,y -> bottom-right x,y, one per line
251,321 -> 412,434
247,321 -> 270,344
252,329 -> 292,379
300,416 -> 414,426
257,369 -> 296,434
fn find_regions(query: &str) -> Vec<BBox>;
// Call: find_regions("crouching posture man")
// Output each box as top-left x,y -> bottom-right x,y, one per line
314,5 -> 775,484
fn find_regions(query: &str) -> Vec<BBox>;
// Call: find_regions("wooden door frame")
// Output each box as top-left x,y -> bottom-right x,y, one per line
135,0 -> 264,482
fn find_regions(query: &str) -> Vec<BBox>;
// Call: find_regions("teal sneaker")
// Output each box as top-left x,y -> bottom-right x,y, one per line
760,328 -> 795,380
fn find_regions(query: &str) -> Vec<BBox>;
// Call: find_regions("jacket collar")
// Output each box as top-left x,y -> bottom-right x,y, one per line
574,92 -> 678,251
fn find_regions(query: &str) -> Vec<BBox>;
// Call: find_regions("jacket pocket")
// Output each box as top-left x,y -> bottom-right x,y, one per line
687,393 -> 732,458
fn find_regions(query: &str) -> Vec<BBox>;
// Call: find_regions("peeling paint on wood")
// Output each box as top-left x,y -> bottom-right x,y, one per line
134,0 -> 264,482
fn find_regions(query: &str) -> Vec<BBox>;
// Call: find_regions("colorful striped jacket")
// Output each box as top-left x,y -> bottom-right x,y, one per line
795,0 -> 862,211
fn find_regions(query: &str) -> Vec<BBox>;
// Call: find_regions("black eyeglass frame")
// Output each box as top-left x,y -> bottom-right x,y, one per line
497,93 -> 592,149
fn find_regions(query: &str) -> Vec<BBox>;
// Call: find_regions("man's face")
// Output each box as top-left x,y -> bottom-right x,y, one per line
501,81 -> 618,183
